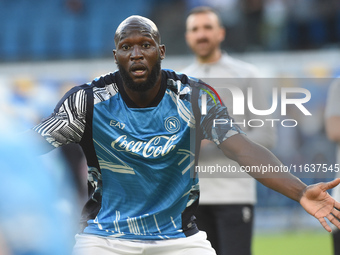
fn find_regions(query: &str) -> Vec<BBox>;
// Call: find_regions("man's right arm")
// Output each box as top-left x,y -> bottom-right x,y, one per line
325,78 -> 340,142
29,87 -> 88,154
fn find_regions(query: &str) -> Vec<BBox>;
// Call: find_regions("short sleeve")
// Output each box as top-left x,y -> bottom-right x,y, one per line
33,87 -> 88,148
197,84 -> 244,145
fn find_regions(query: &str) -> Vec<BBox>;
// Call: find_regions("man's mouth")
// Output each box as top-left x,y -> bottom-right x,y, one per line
130,64 -> 147,77
197,39 -> 209,44
132,70 -> 146,76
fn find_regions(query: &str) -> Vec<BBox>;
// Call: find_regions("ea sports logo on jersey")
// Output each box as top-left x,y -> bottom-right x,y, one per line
165,116 -> 180,133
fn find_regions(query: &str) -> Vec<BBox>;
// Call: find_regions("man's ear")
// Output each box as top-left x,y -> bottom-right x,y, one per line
219,27 -> 226,44
113,49 -> 118,63
159,45 -> 166,60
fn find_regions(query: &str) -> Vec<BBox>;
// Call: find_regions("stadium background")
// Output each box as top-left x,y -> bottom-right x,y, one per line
1,0 -> 340,254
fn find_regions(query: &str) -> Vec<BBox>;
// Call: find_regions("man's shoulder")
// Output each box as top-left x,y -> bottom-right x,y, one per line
219,54 -> 260,77
163,69 -> 208,88
65,72 -> 117,93
60,72 -> 119,106
180,63 -> 199,76
162,68 -> 194,88
162,68 -> 187,79
180,54 -> 261,78
161,69 -> 214,101
90,72 -> 117,87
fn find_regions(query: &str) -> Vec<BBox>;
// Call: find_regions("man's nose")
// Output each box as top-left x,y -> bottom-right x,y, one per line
193,28 -> 207,39
130,46 -> 143,60
196,30 -> 207,39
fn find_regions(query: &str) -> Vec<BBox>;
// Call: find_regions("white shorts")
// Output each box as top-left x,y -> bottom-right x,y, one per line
72,231 -> 216,255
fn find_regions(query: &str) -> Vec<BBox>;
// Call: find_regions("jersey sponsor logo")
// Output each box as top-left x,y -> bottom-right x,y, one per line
164,116 -> 180,133
111,135 -> 178,158
110,119 -> 126,130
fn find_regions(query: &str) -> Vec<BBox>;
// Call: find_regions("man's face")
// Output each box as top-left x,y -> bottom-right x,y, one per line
114,29 -> 165,92
185,12 -> 225,58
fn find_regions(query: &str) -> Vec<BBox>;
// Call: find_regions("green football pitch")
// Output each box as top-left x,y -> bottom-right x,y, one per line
253,231 -> 333,255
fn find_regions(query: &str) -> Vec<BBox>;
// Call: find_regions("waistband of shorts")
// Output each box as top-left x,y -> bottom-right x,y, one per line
183,223 -> 199,237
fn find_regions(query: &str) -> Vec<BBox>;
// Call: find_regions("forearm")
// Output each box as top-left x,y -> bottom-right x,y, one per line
220,134 -> 307,201
241,142 -> 306,201
259,177 -> 306,202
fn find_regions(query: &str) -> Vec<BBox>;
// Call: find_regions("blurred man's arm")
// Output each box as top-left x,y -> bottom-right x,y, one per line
19,129 -> 56,155
325,78 -> 340,142
326,116 -> 340,143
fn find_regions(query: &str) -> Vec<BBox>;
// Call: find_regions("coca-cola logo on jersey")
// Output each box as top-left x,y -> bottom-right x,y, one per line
111,135 -> 178,158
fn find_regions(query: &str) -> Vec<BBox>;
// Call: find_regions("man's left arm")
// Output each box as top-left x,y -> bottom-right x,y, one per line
219,133 -> 340,232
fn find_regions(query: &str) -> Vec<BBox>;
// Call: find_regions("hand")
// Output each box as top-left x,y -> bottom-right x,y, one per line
300,178 -> 340,232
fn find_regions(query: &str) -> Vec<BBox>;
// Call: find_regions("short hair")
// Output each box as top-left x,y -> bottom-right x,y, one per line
114,15 -> 161,47
187,6 -> 223,27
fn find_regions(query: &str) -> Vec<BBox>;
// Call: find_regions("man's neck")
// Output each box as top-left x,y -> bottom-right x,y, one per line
197,48 -> 222,64
123,75 -> 162,108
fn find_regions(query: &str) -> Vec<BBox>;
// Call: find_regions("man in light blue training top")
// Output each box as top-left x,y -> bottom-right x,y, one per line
31,15 -> 340,255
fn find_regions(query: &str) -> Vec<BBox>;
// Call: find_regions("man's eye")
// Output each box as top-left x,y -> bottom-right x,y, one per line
142,43 -> 151,48
122,45 -> 130,50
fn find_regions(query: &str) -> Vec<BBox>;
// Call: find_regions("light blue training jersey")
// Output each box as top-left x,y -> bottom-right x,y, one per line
34,69 -> 241,240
